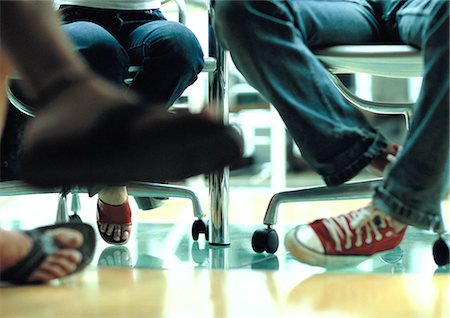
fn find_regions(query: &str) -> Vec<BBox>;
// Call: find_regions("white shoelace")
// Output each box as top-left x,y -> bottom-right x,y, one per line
321,206 -> 393,252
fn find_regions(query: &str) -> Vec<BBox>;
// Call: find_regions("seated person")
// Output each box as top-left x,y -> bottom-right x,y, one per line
213,0 -> 448,267
54,0 -> 206,245
0,0 -> 241,276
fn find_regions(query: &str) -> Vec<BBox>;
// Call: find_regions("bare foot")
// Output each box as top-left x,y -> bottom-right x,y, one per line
368,143 -> 401,176
98,186 -> 132,243
0,228 -> 83,283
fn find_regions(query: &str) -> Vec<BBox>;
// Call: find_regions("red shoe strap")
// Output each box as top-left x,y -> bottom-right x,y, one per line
97,200 -> 132,225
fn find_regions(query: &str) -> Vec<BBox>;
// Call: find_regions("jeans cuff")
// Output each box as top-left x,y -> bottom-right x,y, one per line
322,133 -> 388,186
373,186 -> 443,231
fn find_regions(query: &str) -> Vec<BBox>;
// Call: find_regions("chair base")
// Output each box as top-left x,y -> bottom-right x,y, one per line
0,180 -> 209,241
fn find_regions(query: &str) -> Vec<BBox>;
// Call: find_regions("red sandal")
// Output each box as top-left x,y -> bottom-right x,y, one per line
97,199 -> 132,245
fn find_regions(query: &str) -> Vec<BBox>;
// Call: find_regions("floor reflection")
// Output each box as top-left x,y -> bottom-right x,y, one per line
93,223 -> 449,275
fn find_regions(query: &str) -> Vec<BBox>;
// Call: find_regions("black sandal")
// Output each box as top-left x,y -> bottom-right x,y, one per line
0,223 -> 96,284
16,74 -> 243,187
20,105 -> 243,187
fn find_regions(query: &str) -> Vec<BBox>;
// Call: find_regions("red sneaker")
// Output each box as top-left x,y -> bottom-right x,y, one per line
284,203 -> 407,267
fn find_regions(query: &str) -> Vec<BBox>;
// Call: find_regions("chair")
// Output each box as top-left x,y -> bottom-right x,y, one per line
250,44 -> 449,266
0,0 -> 227,244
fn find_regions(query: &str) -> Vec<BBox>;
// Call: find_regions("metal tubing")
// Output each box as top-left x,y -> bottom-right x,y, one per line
328,72 -> 412,129
263,178 -> 382,225
127,181 -> 205,219
208,6 -> 230,245
56,193 -> 69,223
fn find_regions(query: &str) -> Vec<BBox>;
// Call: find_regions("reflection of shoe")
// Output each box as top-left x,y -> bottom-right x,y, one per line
379,246 -> 404,264
0,223 -> 96,284
97,199 -> 132,245
20,106 -> 243,187
284,203 -> 407,268
98,246 -> 132,268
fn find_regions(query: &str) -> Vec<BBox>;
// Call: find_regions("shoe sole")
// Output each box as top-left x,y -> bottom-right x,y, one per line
20,112 -> 243,187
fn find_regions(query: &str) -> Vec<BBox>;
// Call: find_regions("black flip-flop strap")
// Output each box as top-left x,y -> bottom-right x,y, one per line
0,230 -> 59,283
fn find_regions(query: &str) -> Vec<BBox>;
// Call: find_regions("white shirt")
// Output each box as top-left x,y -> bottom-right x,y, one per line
55,0 -> 161,10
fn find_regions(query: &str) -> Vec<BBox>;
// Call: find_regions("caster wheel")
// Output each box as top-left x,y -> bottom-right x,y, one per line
252,228 -> 279,254
69,214 -> 82,223
192,219 -> 209,241
433,238 -> 450,266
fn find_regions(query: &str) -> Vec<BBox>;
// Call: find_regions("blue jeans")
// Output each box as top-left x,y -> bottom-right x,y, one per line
213,0 -> 449,230
59,6 -> 204,107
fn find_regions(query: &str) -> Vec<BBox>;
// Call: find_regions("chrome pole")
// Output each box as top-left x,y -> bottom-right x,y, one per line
208,4 -> 230,245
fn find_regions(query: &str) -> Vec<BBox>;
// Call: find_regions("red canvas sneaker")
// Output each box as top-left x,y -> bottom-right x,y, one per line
284,203 -> 407,267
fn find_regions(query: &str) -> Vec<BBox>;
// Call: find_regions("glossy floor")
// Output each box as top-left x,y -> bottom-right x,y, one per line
0,182 -> 449,317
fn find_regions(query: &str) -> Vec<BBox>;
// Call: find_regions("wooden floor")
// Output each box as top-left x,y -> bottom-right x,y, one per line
1,268 -> 449,317
0,182 -> 449,317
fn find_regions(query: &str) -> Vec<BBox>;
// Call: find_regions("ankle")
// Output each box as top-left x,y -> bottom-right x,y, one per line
99,186 -> 128,205
372,203 -> 407,233
369,143 -> 401,176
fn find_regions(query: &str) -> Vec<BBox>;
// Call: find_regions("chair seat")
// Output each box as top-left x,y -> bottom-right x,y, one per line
314,45 -> 423,78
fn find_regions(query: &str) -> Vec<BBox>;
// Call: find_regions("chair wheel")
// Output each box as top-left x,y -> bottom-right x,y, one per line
192,219 -> 209,241
433,238 -> 450,266
69,214 -> 82,223
252,228 -> 279,254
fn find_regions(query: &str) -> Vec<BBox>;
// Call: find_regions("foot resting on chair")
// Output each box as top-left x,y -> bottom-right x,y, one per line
284,202 -> 407,268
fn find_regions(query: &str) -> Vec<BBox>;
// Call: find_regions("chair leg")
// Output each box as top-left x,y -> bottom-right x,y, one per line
56,192 -> 69,223
327,72 -> 412,130
207,7 -> 230,246
126,181 -> 208,240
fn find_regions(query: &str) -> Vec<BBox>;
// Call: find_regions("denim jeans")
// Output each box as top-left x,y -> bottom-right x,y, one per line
213,0 -> 449,230
59,6 -> 204,107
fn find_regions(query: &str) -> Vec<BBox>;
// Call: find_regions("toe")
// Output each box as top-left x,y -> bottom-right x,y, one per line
296,225 -> 324,253
113,226 -> 122,242
48,229 -> 83,249
28,249 -> 82,282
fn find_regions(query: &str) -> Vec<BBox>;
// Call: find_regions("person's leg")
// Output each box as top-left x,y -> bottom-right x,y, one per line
214,0 -> 390,186
113,16 -> 204,243
65,18 -> 195,242
61,21 -> 134,243
62,16 -> 203,243
62,21 -> 130,86
373,0 -> 449,230
284,0 -> 449,267
126,19 -> 204,107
